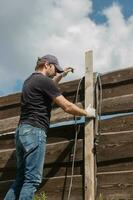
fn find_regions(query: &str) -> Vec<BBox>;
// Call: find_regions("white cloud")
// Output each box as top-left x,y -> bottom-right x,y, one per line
0,0 -> 133,95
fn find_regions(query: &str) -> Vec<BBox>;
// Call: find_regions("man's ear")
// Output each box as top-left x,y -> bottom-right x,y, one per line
44,61 -> 49,69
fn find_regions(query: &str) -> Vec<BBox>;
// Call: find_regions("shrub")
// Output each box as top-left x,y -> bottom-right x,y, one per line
34,192 -> 47,200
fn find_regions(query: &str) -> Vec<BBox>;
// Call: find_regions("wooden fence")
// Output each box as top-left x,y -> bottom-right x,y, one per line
0,54 -> 133,199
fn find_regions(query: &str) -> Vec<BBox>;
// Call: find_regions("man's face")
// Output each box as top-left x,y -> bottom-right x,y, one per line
47,63 -> 57,78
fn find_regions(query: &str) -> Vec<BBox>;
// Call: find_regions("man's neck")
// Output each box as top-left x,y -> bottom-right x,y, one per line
35,70 -> 47,76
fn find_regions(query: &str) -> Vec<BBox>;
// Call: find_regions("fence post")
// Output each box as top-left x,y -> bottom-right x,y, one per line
84,50 -> 95,200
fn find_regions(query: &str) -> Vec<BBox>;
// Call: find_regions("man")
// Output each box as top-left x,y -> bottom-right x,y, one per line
4,54 -> 95,200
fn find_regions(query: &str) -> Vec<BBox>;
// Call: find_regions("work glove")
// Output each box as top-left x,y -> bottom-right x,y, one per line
85,104 -> 96,118
62,67 -> 74,77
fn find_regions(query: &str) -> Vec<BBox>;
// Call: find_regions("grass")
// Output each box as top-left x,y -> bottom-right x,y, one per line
34,192 -> 47,200
98,193 -> 104,200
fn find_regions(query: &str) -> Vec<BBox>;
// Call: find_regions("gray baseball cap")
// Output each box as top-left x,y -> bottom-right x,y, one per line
40,54 -> 64,73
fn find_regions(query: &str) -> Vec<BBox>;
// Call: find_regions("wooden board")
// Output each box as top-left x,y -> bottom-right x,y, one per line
101,67 -> 133,85
1,92 -> 133,120
97,130 -> 133,162
0,139 -> 83,169
0,175 -> 83,200
84,51 -> 95,199
0,161 -> 83,181
102,94 -> 133,115
97,171 -> 133,199
1,114 -> 132,135
100,114 -> 133,133
98,160 -> 133,173
0,125 -> 84,149
102,80 -> 133,98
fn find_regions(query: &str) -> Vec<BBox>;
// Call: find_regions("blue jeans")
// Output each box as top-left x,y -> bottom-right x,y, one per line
4,123 -> 47,200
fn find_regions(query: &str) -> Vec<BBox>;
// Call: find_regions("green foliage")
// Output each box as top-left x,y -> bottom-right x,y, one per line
34,192 -> 47,200
98,193 -> 104,200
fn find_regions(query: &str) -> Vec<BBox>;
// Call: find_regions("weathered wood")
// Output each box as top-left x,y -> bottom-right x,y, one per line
97,130 -> 133,162
0,161 -> 83,181
0,67 -> 133,113
0,139 -> 83,169
102,80 -> 133,98
101,66 -> 133,85
1,91 -> 133,120
0,114 -> 132,135
0,125 -> 84,149
97,170 -> 133,199
101,114 -> 133,133
84,51 -> 95,200
0,108 -> 83,134
0,175 -> 83,200
0,79 -> 83,108
51,102 -> 83,124
0,93 -> 21,108
1,93 -> 133,120
102,94 -> 133,115
0,116 -> 19,134
98,160 -> 133,173
0,106 -> 20,120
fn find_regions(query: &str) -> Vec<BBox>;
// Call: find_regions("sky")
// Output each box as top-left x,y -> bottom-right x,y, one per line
0,0 -> 133,96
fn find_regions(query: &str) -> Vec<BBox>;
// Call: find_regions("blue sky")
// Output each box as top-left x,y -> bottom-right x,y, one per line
0,0 -> 133,96
91,0 -> 133,23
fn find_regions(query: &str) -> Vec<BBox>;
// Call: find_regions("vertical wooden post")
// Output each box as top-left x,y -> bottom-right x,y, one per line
84,50 -> 95,200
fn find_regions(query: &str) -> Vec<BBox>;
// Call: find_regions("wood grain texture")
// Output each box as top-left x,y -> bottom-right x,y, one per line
102,94 -> 133,115
100,114 -> 133,133
101,66 -> 133,85
97,171 -> 133,199
84,51 -> 95,200
0,175 -> 83,200
1,92 -> 133,120
0,114 -> 132,135
0,139 -> 83,169
102,80 -> 133,98
97,130 -> 133,162
0,125 -> 84,149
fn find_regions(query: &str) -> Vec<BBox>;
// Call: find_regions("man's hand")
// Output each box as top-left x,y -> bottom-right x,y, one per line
53,67 -> 74,84
62,67 -> 74,77
85,104 -> 96,118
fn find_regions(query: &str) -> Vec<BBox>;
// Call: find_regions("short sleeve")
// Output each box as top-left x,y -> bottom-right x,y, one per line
40,76 -> 61,99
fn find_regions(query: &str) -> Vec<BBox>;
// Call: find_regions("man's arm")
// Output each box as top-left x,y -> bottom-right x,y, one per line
53,95 -> 95,118
52,73 -> 63,84
53,67 -> 74,84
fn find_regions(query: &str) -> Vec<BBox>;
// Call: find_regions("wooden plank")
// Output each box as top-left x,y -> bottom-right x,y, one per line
84,51 -> 95,200
0,114 -> 132,135
0,125 -> 84,149
0,139 -> 83,169
101,66 -> 133,85
0,93 -> 21,108
0,106 -> 20,120
50,102 -> 83,124
97,171 -> 133,199
102,81 -> 133,98
0,161 -> 83,181
0,175 -> 83,200
0,116 -> 19,134
38,175 -> 83,200
98,160 -> 133,173
0,79 -> 83,108
102,94 -> 133,115
97,130 -> 133,162
101,114 -> 133,133
0,99 -> 84,121
1,92 -> 133,120
0,108 -> 83,134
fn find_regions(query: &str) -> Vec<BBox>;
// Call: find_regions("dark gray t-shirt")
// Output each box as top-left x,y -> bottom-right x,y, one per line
19,72 -> 61,132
